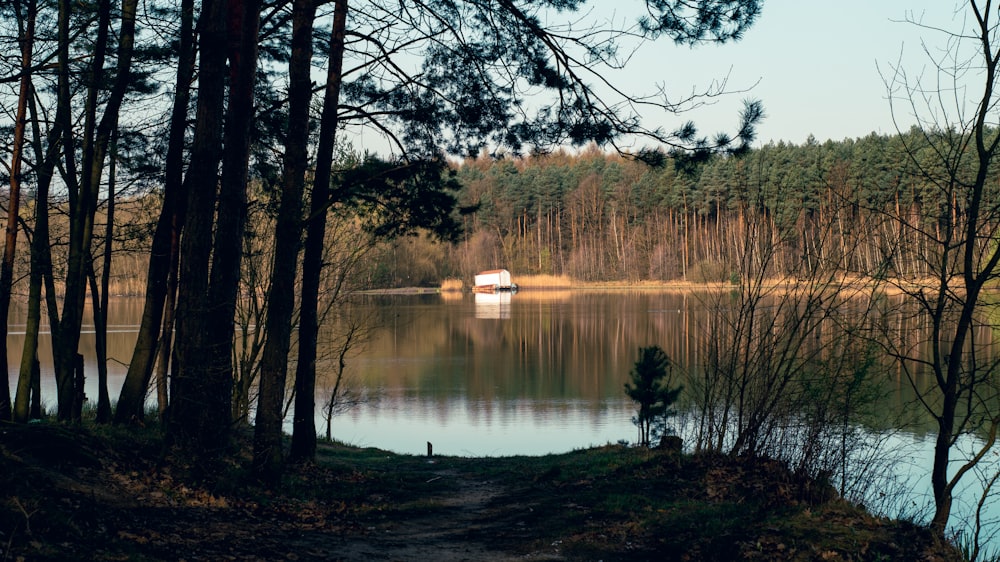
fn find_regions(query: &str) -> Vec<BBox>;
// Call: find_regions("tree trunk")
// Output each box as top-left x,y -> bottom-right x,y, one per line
15,35 -> 65,422
0,0 -> 36,421
205,0 -> 262,439
115,0 -> 194,425
50,0 -> 78,420
924,6 -> 1000,532
170,0 -> 230,453
289,0 -> 349,464
53,0 -> 138,420
13,193 -> 46,423
54,0 -> 108,420
90,130 -> 118,423
171,0 -> 260,459
254,0 -> 317,480
154,255 -> 180,419
87,260 -> 110,422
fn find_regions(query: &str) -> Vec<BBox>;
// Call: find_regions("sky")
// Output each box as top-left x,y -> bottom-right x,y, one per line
615,0 -> 971,147
349,1 -> 974,155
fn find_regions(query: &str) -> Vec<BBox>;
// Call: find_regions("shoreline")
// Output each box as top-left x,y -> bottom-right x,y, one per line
360,275 -> 957,296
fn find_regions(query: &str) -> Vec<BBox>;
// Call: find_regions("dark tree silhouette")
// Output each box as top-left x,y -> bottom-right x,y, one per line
624,345 -> 682,447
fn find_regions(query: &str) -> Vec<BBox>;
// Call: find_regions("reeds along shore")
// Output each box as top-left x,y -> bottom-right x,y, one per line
440,274 -> 573,292
508,274 -> 573,290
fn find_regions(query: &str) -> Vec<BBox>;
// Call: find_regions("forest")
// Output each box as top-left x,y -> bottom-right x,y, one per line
388,129 -> 993,287
2,0 -> 1000,555
0,131 -> 984,293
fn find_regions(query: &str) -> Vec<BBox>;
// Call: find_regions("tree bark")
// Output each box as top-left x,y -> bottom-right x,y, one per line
207,0 -> 262,437
170,0 -> 230,452
15,81 -> 62,423
50,0 -> 77,420
13,0 -> 71,421
154,255 -> 180,419
170,0 -> 260,458
254,0 -> 318,480
289,0 -> 349,464
115,0 -> 194,425
87,259 -> 110,423
90,130 -> 118,423
0,0 -> 36,421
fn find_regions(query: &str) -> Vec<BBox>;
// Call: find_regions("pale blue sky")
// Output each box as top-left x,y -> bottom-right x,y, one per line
620,0 -> 970,146
350,1 -> 971,155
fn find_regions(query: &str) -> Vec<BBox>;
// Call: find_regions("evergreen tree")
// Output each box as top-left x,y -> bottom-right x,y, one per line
624,345 -> 682,448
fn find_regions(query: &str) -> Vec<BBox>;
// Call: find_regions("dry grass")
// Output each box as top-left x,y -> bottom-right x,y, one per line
564,275 -> 946,298
439,278 -> 464,291
511,274 -> 573,289
574,279 -> 732,291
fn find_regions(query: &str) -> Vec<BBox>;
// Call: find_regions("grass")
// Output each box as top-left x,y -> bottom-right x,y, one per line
0,422 -> 968,561
439,446 -> 961,560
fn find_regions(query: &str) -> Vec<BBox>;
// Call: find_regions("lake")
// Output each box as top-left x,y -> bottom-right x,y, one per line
4,291 -> 699,456
329,290 -> 698,456
0,290 -> 954,458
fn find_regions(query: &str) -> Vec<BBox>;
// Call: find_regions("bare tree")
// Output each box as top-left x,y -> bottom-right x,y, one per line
321,308 -> 379,442
689,157 -> 882,491
313,215 -> 384,444
876,0 -> 1000,538
232,196 -> 274,427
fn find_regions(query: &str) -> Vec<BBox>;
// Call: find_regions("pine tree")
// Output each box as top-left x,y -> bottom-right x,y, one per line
624,346 -> 683,448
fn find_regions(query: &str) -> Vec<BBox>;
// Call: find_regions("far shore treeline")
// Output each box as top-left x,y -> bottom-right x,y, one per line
8,128 -> 987,296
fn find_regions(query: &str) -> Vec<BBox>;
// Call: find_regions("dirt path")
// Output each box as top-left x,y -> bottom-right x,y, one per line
2,428 -> 566,562
330,466 -> 541,561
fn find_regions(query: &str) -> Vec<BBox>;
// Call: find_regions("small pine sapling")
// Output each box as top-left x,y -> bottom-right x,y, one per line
624,345 -> 683,448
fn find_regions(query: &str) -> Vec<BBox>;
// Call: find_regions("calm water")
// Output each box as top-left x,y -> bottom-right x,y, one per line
0,290 -> 948,453
5,298 -> 145,411
3,291 -> 704,456
0,291 -> 957,456
329,290 -> 703,455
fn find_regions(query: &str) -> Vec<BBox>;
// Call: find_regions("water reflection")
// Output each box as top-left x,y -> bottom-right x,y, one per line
0,291 -> 971,451
4,292 -> 699,454
473,291 -> 511,319
346,291 -> 702,403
